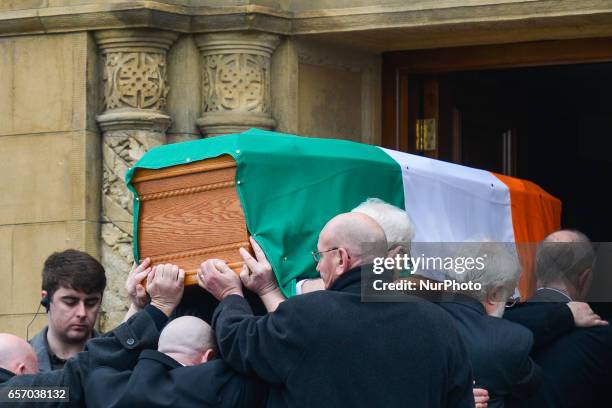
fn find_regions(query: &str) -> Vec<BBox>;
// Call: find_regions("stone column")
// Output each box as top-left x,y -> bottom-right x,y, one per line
95,29 -> 178,330
195,32 -> 281,136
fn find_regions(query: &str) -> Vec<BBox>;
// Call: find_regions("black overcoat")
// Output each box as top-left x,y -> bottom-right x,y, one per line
0,305 -> 166,407
85,350 -> 266,408
504,288 -> 575,351
212,268 -> 475,408
438,295 -> 541,408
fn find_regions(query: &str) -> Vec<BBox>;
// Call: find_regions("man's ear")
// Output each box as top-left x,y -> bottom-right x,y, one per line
337,248 -> 351,274
15,363 -> 26,375
487,286 -> 507,305
387,245 -> 403,259
202,348 -> 216,363
483,287 -> 507,318
577,267 -> 592,293
40,290 -> 48,300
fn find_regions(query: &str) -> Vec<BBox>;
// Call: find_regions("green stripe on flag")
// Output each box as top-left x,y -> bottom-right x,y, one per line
126,128 -> 404,297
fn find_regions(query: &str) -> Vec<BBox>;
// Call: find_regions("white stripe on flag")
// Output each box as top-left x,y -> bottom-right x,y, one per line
380,147 -> 515,244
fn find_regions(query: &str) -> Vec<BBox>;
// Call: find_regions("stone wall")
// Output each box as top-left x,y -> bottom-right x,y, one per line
271,38 -> 380,144
0,32 -> 100,337
296,39 -> 381,145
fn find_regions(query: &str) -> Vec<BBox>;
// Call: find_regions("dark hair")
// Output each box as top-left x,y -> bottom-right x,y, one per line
42,249 -> 107,301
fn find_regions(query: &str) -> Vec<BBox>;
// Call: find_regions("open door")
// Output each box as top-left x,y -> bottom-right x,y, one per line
400,72 -> 522,176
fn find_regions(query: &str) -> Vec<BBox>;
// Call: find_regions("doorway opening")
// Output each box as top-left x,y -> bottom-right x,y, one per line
406,63 -> 612,242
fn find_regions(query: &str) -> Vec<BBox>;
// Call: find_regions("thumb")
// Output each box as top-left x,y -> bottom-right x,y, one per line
214,260 -> 234,275
239,265 -> 250,284
146,269 -> 155,288
136,284 -> 146,297
135,268 -> 150,285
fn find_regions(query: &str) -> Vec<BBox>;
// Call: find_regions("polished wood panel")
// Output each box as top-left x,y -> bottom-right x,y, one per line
132,154 -> 252,284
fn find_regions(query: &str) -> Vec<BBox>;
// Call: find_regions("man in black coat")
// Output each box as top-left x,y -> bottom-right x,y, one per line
505,230 -> 607,350
504,230 -> 612,407
85,315 -> 266,408
439,296 -> 540,407
0,305 -> 171,407
504,289 -> 576,350
0,262 -> 185,407
198,212 -> 475,408
436,243 -> 541,407
518,324 -> 612,407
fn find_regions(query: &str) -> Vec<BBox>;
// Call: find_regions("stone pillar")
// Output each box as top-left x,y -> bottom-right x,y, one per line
195,32 -> 281,136
95,29 -> 178,330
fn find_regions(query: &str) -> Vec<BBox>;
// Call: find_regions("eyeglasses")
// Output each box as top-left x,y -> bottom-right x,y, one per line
505,296 -> 520,308
311,247 -> 339,263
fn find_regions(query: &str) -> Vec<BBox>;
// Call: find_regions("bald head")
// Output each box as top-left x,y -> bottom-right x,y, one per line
0,333 -> 38,375
544,230 -> 588,243
536,229 -> 595,300
322,212 -> 388,264
316,212 -> 388,288
158,316 -> 216,366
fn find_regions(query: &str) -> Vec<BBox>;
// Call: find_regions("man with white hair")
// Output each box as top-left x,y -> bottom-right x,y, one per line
353,197 -> 415,256
0,334 -> 38,377
199,212 -> 474,408
85,316 -> 266,408
437,242 -> 541,408
354,197 -> 416,281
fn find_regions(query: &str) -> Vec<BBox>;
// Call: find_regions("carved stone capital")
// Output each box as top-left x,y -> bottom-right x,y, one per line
95,29 -> 178,133
195,31 -> 280,136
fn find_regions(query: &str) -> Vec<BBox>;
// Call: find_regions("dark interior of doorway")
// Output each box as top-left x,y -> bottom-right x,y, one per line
440,63 -> 612,242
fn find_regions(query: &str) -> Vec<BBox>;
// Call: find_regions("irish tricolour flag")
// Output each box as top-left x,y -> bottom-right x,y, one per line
127,128 -> 561,298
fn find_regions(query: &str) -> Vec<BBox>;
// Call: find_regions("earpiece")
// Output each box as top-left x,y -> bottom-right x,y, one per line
26,296 -> 49,341
40,295 -> 50,311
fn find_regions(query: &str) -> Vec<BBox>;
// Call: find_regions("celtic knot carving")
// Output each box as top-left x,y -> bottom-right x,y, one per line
202,53 -> 269,113
102,52 -> 169,111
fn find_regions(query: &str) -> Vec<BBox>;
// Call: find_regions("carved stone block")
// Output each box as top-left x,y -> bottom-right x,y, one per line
195,31 -> 280,136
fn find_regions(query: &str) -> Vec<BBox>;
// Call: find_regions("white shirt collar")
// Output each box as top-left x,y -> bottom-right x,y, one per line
537,287 -> 573,302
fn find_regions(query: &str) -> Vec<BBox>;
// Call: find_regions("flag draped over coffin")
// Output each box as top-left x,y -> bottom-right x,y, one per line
126,128 -> 561,298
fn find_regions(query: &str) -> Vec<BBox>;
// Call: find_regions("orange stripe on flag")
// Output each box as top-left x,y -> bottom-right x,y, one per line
492,173 -> 562,299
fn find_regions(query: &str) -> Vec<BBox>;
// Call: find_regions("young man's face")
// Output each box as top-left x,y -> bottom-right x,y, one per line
47,287 -> 102,343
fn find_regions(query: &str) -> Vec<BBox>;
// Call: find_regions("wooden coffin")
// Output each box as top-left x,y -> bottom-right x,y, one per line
130,155 -> 251,286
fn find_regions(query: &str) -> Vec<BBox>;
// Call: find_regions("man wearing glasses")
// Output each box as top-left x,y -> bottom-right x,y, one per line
241,198 -> 417,312
198,212 -> 475,408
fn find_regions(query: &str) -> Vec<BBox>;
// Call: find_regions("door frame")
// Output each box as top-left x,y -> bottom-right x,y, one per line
382,37 -> 612,153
